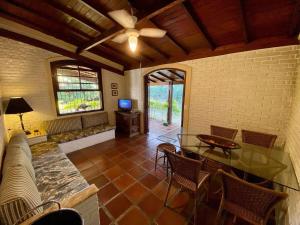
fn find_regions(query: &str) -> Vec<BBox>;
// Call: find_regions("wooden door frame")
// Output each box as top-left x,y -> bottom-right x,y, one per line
144,68 -> 187,134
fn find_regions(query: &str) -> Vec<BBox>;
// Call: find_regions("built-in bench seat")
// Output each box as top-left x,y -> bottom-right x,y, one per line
43,112 -> 115,153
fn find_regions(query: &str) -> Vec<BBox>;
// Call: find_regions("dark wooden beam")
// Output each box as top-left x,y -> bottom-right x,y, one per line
9,0 -> 91,40
148,78 -> 157,83
150,74 -> 165,82
147,19 -> 189,55
289,0 -> 300,36
77,0 -> 185,53
156,71 -> 175,81
182,1 -> 215,49
168,70 -> 184,80
44,0 -> 105,33
0,28 -> 124,75
238,0 -> 249,42
140,38 -> 169,59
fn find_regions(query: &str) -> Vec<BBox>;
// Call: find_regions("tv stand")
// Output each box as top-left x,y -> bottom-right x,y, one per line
115,111 -> 140,137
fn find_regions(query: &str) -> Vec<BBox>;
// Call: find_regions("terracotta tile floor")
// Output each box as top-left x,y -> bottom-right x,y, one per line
68,135 -> 253,225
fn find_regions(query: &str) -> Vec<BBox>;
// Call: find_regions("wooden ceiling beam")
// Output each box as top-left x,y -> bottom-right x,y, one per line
289,0 -> 300,36
140,38 -> 169,60
168,70 -> 184,79
77,0 -> 185,53
43,0 -> 105,33
0,28 -> 123,75
148,78 -> 157,83
150,74 -> 165,82
182,1 -> 215,49
156,71 -> 175,81
147,19 -> 189,55
238,0 -> 249,43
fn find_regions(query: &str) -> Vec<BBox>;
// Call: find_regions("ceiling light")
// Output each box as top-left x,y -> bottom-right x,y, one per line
128,34 -> 138,52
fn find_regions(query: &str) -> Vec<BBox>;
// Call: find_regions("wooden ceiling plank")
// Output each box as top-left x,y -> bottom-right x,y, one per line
0,28 -> 123,75
182,1 -> 215,49
167,70 -> 184,79
44,0 -> 105,33
77,0 -> 185,53
7,0 -> 91,40
147,19 -> 189,55
238,0 -> 249,43
150,74 -> 165,82
156,71 -> 175,81
140,38 -> 169,59
148,78 -> 157,83
289,0 -> 300,36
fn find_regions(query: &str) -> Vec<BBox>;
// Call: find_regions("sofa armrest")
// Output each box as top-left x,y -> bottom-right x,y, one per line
20,184 -> 99,225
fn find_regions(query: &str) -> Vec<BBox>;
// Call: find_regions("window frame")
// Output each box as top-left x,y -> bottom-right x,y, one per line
50,60 -> 104,116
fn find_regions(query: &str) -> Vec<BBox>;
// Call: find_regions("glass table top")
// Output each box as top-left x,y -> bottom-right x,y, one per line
173,134 -> 300,191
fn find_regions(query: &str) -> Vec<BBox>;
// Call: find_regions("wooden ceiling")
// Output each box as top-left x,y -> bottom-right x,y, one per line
0,0 -> 299,74
148,69 -> 185,84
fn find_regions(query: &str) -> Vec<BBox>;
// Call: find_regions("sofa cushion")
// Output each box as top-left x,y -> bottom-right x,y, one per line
32,150 -> 88,203
9,134 -> 32,160
43,116 -> 82,135
30,141 -> 59,157
3,146 -> 35,181
82,112 -> 108,129
0,167 -> 42,225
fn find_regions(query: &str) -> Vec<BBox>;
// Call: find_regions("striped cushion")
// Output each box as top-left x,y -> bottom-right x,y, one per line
0,167 -> 42,225
3,146 -> 35,181
82,112 -> 108,128
9,132 -> 28,144
7,143 -> 32,161
43,117 -> 82,135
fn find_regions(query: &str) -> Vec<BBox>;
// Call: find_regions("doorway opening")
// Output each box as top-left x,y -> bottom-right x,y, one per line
144,69 -> 185,139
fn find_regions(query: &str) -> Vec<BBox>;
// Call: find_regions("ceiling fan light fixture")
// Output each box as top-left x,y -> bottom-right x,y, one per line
128,34 -> 138,52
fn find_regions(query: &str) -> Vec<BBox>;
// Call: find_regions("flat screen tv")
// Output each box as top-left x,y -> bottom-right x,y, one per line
118,99 -> 132,111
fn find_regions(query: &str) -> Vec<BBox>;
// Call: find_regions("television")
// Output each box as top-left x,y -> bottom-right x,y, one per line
118,99 -> 132,111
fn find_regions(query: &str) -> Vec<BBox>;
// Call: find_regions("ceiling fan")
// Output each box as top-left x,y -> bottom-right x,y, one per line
108,9 -> 167,52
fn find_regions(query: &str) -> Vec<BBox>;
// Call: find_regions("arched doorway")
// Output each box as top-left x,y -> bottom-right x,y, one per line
144,68 -> 186,138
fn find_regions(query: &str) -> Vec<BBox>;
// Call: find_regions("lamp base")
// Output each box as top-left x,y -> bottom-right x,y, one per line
24,130 -> 31,135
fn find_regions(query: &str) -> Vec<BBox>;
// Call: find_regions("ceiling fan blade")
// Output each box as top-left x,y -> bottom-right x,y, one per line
139,28 -> 167,38
108,10 -> 136,29
111,33 -> 128,43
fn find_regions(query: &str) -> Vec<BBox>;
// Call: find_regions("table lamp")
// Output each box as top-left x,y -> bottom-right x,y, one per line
5,97 -> 33,135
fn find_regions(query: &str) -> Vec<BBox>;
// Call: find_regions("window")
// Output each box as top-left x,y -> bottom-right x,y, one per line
51,60 -> 104,115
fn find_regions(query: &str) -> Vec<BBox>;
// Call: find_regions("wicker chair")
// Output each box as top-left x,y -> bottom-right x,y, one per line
211,125 -> 238,140
241,130 -> 277,148
216,169 -> 288,225
155,143 -> 177,176
164,149 -> 210,225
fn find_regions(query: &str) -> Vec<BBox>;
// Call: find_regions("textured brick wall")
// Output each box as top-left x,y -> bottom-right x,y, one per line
284,52 -> 300,225
0,37 -> 125,132
0,84 -> 5,171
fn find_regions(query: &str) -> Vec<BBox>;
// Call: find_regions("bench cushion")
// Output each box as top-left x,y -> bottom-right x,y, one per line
0,167 -> 42,225
9,134 -> 32,160
48,125 -> 115,144
82,112 -> 108,128
32,146 -> 88,203
43,116 -> 82,135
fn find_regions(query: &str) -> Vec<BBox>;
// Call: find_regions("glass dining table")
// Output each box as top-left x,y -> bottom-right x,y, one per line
161,133 -> 300,191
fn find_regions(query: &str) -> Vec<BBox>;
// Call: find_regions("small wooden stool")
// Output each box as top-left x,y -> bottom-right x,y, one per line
155,143 -> 176,176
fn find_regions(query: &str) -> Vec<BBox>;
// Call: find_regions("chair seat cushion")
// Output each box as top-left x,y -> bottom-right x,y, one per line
32,149 -> 88,203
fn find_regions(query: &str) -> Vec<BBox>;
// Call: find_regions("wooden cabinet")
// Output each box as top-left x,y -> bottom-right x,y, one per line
115,111 -> 141,137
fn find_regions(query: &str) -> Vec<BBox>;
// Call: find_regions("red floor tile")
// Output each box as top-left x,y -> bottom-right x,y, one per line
80,166 -> 101,181
99,208 -> 111,225
140,173 -> 161,189
138,193 -> 164,218
127,166 -> 147,180
105,194 -> 131,219
89,175 -> 109,189
156,208 -> 186,225
104,165 -> 125,180
113,173 -> 136,191
124,182 -> 149,203
98,183 -> 119,204
118,207 -> 149,225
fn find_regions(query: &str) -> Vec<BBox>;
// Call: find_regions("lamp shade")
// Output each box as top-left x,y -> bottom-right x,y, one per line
5,97 -> 33,114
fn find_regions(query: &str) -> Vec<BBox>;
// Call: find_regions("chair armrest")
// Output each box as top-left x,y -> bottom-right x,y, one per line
20,184 -> 99,225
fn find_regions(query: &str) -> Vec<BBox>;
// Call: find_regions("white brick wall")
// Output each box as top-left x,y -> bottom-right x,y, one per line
0,37 -> 126,132
284,52 -> 300,225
